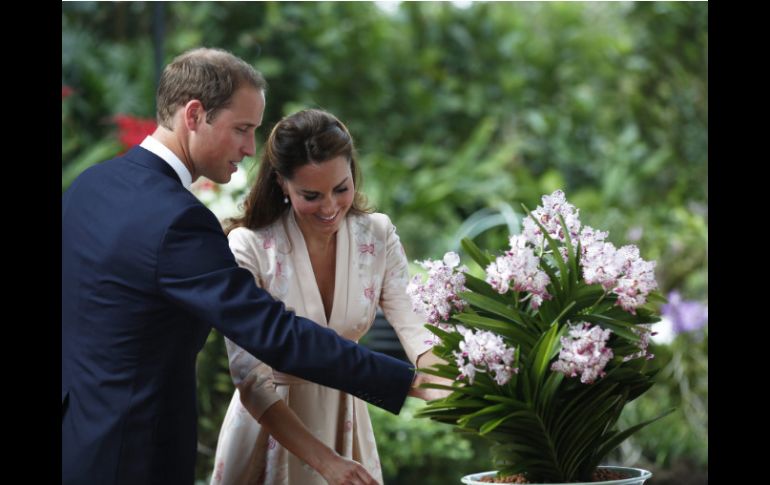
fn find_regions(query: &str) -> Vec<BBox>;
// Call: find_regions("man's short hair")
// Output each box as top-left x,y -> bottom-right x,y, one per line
156,47 -> 267,129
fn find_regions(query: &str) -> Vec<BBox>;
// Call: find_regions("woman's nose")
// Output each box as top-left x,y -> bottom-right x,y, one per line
320,195 -> 336,214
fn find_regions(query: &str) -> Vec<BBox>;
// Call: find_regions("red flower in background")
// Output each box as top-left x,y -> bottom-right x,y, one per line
113,114 -> 157,149
62,85 -> 74,100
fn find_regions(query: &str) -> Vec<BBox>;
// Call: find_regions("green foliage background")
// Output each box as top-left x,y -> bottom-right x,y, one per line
62,2 -> 707,483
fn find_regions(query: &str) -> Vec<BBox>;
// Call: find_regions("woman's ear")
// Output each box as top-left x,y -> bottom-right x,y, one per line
276,174 -> 287,194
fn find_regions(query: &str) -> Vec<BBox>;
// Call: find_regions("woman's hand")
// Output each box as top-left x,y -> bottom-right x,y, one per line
254,400 -> 380,484
318,453 -> 380,485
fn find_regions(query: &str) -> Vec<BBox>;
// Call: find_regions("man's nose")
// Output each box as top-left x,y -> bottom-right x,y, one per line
243,135 -> 256,157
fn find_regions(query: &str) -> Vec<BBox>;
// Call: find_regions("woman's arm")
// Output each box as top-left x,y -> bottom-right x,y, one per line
253,397 -> 379,485
377,215 -> 454,398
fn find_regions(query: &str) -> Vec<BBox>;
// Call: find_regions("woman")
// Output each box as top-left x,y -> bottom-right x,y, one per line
211,109 -> 444,484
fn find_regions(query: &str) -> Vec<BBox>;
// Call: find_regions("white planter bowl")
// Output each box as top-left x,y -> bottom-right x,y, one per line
460,466 -> 652,485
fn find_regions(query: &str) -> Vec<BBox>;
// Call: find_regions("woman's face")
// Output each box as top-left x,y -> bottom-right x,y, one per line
282,156 -> 355,238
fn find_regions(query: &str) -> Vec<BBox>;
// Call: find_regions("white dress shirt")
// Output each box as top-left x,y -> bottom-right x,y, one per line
140,135 -> 193,190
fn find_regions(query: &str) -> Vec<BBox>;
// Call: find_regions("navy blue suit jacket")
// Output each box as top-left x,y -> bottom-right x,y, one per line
61,146 -> 414,485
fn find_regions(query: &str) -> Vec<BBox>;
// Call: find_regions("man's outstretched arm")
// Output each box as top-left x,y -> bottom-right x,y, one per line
158,204 -> 418,412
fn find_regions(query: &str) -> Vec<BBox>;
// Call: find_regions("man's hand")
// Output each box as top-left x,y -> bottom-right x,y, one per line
318,453 -> 380,485
407,350 -> 454,401
407,372 -> 453,401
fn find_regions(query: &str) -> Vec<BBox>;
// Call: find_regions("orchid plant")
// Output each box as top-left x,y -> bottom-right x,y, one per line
407,190 -> 672,483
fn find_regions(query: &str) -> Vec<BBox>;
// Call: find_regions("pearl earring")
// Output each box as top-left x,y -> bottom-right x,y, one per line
283,195 -> 289,204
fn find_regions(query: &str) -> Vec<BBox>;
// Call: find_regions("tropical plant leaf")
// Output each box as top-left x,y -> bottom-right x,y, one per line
590,408 -> 676,470
579,313 -> 640,341
423,323 -> 459,341
453,313 -> 538,348
463,273 -> 510,303
552,381 -> 619,447
645,290 -> 668,304
456,402 -> 509,426
483,394 -> 529,410
537,369 -> 565,420
460,291 -> 537,333
480,411 -> 527,435
538,254 -> 564,301
461,237 -> 493,269
572,284 -> 607,313
560,393 -> 624,478
557,213 -> 578,293
528,321 -> 565,391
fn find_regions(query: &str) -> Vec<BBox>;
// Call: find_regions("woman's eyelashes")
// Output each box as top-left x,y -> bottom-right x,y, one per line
302,187 -> 349,201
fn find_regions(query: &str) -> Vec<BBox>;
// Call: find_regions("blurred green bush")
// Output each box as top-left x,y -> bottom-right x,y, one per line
368,398 -> 490,484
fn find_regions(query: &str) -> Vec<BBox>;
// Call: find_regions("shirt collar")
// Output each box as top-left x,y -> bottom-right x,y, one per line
139,135 -> 193,190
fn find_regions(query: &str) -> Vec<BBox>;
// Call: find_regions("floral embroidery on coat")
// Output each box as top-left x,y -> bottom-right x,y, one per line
213,461 -> 224,483
384,240 -> 411,292
350,214 -> 382,329
255,226 -> 292,298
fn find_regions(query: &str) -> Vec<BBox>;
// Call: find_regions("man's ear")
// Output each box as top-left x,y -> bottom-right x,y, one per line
183,100 -> 204,130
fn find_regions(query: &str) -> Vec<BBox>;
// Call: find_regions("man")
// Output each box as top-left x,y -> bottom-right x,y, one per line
62,47 -> 444,485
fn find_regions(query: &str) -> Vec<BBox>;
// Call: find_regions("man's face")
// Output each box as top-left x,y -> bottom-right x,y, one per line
189,86 -> 264,184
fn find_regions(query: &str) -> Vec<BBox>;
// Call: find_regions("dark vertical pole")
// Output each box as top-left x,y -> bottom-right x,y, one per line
151,2 -> 166,110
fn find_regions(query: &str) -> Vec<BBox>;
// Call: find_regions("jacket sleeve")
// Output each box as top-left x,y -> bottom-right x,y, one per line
156,204 -> 414,414
378,215 -> 435,365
